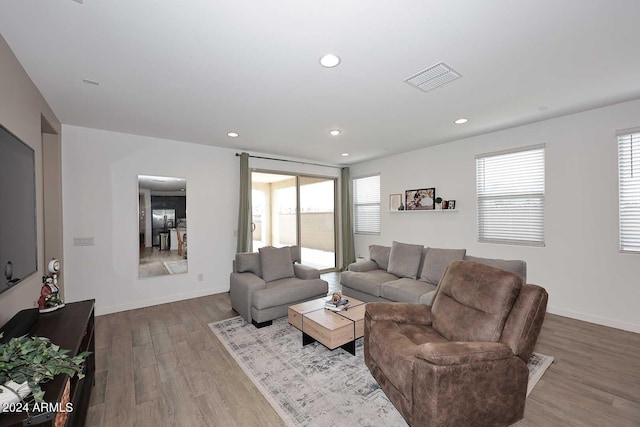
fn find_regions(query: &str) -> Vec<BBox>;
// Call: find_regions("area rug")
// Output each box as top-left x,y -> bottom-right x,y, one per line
209,316 -> 553,427
163,260 -> 187,275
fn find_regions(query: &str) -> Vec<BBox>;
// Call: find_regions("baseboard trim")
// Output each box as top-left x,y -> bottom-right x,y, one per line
94,288 -> 224,316
547,305 -> 640,334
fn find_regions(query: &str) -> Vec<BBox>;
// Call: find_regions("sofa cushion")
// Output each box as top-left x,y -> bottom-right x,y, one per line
380,278 -> 437,303
259,247 -> 295,282
236,252 -> 261,276
369,245 -> 391,270
431,260 -> 522,342
464,255 -> 526,282
340,270 -> 399,297
419,290 -> 436,305
252,277 -> 327,310
388,241 -> 424,279
420,247 -> 467,285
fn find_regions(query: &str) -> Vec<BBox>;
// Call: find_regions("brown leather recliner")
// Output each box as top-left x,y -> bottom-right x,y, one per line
364,260 -> 548,427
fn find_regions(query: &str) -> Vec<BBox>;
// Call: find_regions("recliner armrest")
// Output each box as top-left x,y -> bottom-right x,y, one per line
365,302 -> 432,325
293,264 -> 320,280
348,260 -> 378,272
415,341 -> 514,366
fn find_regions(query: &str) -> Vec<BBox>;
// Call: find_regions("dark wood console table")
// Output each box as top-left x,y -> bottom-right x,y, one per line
0,300 -> 95,427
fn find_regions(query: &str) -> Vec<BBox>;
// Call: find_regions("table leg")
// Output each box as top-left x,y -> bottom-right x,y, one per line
341,340 -> 356,356
302,332 -> 316,347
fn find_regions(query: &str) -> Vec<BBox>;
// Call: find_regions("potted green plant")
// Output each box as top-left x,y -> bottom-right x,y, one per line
435,197 -> 443,209
0,333 -> 90,404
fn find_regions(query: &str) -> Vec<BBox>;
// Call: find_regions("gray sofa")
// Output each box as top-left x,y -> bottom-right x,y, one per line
230,246 -> 328,327
341,241 -> 526,305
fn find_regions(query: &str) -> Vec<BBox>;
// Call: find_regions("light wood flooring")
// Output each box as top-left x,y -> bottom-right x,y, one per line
87,273 -> 640,426
138,247 -> 186,278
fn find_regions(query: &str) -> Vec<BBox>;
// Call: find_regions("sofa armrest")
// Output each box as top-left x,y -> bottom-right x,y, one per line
419,290 -> 437,305
294,264 -> 320,280
415,341 -> 514,366
229,272 -> 266,323
348,260 -> 378,272
365,302 -> 432,325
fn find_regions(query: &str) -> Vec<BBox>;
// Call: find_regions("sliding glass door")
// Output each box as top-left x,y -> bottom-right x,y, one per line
251,171 -> 337,271
299,176 -> 336,269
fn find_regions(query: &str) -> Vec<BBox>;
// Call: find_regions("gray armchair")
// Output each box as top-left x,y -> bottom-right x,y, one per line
364,260 -> 548,426
230,246 -> 328,327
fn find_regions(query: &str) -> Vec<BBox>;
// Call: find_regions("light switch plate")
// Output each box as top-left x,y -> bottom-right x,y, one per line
74,237 -> 94,246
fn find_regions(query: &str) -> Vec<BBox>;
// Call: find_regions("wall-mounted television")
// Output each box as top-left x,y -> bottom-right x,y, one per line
0,124 -> 37,295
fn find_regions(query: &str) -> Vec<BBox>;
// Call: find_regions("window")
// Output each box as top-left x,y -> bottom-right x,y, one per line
353,174 -> 380,235
476,145 -> 545,246
618,130 -> 640,253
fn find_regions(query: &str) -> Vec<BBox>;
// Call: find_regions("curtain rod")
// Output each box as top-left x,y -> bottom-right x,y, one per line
235,152 -> 342,169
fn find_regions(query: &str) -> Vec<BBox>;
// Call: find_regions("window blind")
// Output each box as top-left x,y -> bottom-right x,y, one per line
476,145 -> 545,246
618,131 -> 640,252
353,174 -> 380,235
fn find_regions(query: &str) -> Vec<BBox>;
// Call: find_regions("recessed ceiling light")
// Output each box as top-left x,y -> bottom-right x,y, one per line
320,54 -> 341,68
227,132 -> 239,138
330,130 -> 341,136
454,118 -> 469,124
341,153 -> 350,157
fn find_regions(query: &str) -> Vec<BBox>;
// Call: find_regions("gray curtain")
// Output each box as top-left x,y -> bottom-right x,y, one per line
236,152 -> 252,253
341,167 -> 356,270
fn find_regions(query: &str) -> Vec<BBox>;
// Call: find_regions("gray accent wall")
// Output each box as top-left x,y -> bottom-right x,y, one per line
0,34 -> 61,324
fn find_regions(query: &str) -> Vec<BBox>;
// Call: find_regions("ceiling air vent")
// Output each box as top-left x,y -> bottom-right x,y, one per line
404,62 -> 461,93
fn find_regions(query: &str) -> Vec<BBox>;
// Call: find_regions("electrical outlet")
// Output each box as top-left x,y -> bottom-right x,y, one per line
197,273 -> 204,282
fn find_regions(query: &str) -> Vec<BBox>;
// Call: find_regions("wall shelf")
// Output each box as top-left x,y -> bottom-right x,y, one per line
389,209 -> 458,213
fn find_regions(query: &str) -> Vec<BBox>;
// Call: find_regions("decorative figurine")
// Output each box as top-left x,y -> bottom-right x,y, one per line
39,258 -> 65,313
332,292 -> 342,305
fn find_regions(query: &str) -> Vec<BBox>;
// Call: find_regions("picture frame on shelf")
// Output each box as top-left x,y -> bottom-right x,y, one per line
405,188 -> 435,210
447,200 -> 456,209
389,193 -> 403,211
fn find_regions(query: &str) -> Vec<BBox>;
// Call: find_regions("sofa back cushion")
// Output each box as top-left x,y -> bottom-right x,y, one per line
431,260 -> 522,343
420,247 -> 467,284
387,241 -> 424,279
236,252 -> 262,276
289,245 -> 301,263
369,245 -> 391,270
464,255 -> 526,282
259,247 -> 295,282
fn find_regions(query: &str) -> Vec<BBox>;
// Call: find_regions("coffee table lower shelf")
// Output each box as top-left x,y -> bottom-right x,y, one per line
288,296 -> 366,356
303,331 -> 357,355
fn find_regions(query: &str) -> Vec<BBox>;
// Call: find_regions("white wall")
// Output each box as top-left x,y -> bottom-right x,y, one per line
350,98 -> 640,333
62,125 -> 239,315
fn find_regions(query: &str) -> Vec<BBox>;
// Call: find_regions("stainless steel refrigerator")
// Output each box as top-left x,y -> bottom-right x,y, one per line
152,209 -> 175,247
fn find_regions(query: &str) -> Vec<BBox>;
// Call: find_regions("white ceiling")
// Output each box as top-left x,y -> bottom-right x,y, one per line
1,0 -> 640,165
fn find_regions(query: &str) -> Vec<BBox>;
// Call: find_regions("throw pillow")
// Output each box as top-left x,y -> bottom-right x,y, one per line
259,247 -> 295,282
288,245 -> 301,263
236,252 -> 261,276
420,247 -> 467,284
387,241 -> 424,279
369,245 -> 391,270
